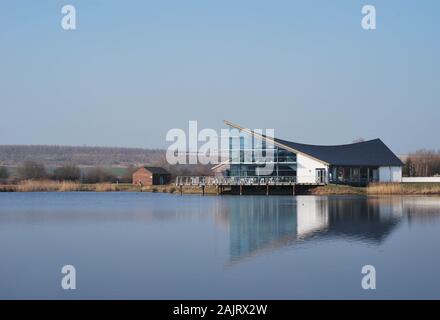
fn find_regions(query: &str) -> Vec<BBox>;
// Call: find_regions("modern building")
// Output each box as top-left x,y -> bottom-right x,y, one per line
132,166 -> 171,186
219,121 -> 403,186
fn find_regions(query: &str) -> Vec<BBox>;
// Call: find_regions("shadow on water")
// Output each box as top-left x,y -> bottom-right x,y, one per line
212,196 -> 440,263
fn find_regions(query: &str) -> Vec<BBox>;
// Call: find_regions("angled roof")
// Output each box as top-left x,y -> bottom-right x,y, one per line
142,166 -> 170,174
274,137 -> 404,167
223,120 -> 403,167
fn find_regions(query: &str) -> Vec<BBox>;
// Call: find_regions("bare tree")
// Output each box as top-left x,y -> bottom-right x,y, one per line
0,166 -> 9,183
83,167 -> 116,183
17,161 -> 47,180
120,165 -> 138,183
404,149 -> 440,177
52,165 -> 81,181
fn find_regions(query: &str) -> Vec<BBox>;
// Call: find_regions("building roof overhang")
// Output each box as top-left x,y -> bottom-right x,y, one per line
223,120 -> 403,167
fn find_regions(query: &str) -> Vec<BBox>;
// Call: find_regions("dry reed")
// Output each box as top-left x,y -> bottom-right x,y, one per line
16,180 -> 80,192
94,183 -> 118,192
367,183 -> 440,195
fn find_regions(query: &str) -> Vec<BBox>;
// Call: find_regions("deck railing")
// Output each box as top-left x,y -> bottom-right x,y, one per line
175,176 -> 296,186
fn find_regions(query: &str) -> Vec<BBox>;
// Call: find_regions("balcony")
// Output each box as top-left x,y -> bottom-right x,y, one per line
176,176 -> 297,186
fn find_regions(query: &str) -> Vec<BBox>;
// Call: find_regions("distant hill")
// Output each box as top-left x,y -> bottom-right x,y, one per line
0,145 -> 165,167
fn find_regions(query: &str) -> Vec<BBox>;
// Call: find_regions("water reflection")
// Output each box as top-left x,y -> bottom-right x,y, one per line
1,193 -> 440,266
214,196 -> 440,262
1,193 -> 440,299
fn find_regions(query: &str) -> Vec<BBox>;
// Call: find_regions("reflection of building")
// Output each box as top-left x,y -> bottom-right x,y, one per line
296,196 -> 329,237
323,197 -> 402,243
226,198 -> 297,260
214,196 -> 438,263
219,121 -> 403,186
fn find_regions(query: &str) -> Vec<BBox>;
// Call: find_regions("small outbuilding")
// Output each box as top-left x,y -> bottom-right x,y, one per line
132,166 -> 171,186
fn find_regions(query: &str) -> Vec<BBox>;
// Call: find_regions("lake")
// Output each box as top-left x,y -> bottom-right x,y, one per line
0,192 -> 440,299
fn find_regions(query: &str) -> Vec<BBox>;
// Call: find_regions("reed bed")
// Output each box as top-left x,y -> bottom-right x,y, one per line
16,180 -> 81,192
0,184 -> 17,192
2,181 -> 440,195
94,183 -> 119,192
367,183 -> 440,195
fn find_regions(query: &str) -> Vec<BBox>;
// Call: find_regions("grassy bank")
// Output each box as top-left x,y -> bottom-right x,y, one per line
0,180 -> 142,192
309,183 -> 440,195
0,180 -> 217,194
306,184 -> 365,195
141,185 -> 218,195
2,181 -> 440,195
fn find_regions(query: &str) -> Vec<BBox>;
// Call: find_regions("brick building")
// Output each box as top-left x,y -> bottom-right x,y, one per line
132,166 -> 171,186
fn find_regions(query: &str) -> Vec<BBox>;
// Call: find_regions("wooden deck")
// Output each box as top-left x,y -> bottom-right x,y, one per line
175,176 -> 327,195
175,176 -> 296,186
175,176 -> 325,186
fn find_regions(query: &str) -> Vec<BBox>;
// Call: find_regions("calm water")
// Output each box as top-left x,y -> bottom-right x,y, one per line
1,192 -> 440,299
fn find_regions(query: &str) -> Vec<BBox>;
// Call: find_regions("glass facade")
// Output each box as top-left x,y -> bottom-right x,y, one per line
329,166 -> 379,185
228,134 -> 297,178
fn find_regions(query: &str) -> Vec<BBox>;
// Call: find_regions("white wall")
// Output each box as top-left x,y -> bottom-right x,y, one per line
379,166 -> 402,182
296,154 -> 328,184
402,177 -> 440,183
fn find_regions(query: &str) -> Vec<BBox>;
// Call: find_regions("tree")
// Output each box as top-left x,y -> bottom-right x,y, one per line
17,161 -> 47,180
0,166 -> 9,183
352,138 -> 365,143
84,167 -> 116,183
403,157 -> 414,177
121,165 -> 137,183
52,165 -> 81,181
404,149 -> 440,177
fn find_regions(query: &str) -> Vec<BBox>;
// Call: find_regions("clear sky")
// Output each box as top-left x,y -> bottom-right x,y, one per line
0,0 -> 439,153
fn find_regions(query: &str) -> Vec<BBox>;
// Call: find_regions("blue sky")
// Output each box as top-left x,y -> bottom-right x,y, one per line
0,0 -> 439,153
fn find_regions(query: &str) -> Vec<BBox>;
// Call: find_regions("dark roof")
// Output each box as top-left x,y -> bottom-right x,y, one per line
274,138 -> 403,167
142,166 -> 170,174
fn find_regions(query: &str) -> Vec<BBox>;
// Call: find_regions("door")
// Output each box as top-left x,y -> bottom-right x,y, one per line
316,168 -> 326,184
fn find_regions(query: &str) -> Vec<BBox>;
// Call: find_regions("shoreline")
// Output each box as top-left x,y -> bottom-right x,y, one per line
1,180 -> 440,195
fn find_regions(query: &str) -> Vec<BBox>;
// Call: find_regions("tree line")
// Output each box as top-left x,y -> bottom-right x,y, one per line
0,160 -> 212,184
0,161 -> 136,184
403,150 -> 440,177
0,145 -> 165,166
